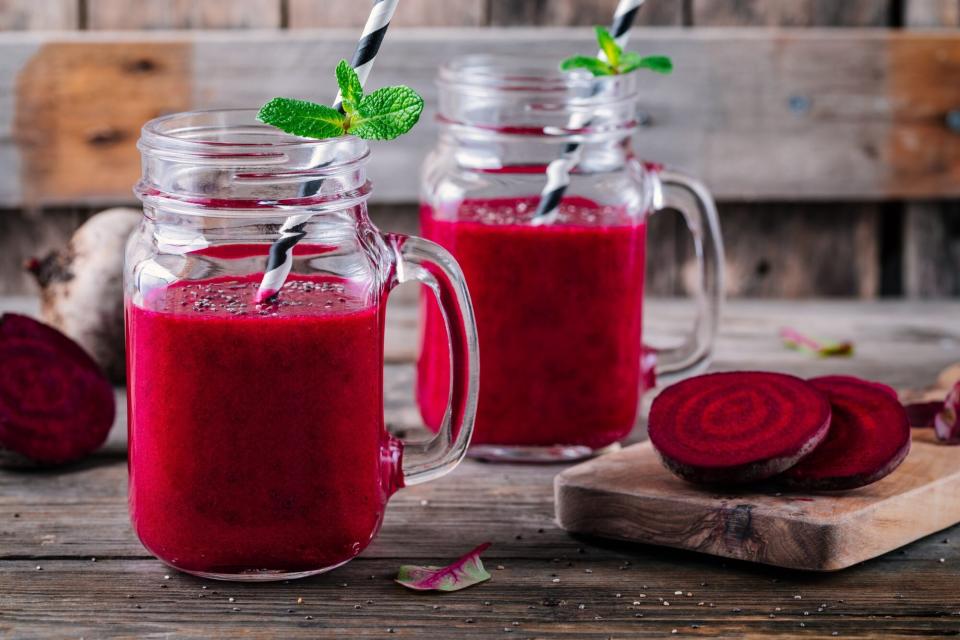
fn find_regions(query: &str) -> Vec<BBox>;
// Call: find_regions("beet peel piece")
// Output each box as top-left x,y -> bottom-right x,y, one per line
781,376 -> 911,491
648,371 -> 832,485
934,382 -> 959,444
0,313 -> 115,466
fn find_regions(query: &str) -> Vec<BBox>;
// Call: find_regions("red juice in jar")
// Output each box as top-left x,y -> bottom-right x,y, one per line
126,275 -> 401,577
418,196 -> 646,451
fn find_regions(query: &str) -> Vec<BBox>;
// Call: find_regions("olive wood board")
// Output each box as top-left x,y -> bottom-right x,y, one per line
554,432 -> 960,571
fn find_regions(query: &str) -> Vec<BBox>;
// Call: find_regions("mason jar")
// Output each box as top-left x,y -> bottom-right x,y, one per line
418,55 -> 724,462
126,109 -> 479,580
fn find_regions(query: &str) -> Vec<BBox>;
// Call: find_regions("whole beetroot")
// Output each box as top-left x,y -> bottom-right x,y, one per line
26,207 -> 140,383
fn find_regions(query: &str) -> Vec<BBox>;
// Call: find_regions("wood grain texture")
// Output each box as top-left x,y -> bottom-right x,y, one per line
3,29 -> 960,207
0,0 -> 78,29
688,204 -> 881,298
488,0 -> 683,26
0,298 -> 959,637
904,201 -> 960,297
556,434 -> 960,571
86,0 -> 281,29
288,0 -> 487,28
691,0 -> 893,26
905,0 -> 960,27
14,39 -> 190,206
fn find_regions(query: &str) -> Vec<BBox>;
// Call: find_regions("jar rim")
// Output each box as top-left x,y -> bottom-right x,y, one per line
438,54 -> 639,98
140,108 -> 366,156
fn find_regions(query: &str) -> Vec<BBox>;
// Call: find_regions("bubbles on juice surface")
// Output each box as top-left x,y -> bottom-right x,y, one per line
149,277 -> 365,317
454,197 -> 630,226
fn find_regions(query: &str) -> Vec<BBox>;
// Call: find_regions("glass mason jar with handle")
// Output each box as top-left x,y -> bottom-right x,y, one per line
126,109 -> 479,581
419,55 -> 723,462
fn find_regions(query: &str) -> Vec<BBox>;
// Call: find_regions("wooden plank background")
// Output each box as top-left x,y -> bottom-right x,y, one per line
0,0 -> 958,300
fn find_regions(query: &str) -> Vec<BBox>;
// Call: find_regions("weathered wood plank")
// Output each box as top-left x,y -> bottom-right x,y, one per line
1,552 -> 959,638
488,0 -> 683,26
906,0 -> 960,27
288,0 -> 487,28
903,201 -> 960,297
2,29 -> 960,207
691,0 -> 893,26
0,0 -> 78,29
86,0 -> 281,29
690,204 -> 881,298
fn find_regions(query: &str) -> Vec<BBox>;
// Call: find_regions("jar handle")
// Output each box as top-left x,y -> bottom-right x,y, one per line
385,233 -> 479,486
647,167 -> 725,383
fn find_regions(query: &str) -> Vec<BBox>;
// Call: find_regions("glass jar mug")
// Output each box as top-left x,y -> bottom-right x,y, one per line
419,56 -> 724,462
126,110 -> 479,580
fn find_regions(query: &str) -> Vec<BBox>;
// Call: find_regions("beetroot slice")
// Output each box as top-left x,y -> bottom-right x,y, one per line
648,371 -> 832,485
781,376 -> 911,491
0,314 -> 115,465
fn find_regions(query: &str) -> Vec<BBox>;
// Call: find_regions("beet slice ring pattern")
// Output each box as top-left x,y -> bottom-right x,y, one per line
0,314 -> 115,466
648,371 -> 832,485
781,375 -> 911,491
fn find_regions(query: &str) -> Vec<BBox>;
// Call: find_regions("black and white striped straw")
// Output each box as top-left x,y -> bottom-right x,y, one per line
256,0 -> 400,304
531,0 -> 645,224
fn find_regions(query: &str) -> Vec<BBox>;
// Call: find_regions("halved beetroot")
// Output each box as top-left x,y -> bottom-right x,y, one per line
781,376 -> 911,490
0,314 -> 115,466
648,371 -> 832,485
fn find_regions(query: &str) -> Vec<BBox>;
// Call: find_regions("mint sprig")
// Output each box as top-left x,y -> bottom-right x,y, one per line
257,60 -> 424,141
561,26 -> 673,77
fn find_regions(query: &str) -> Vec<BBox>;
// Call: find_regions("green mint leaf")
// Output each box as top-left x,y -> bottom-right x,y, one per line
620,52 -> 674,74
257,97 -> 346,139
560,55 -> 614,77
595,26 -> 621,67
335,59 -> 364,116
348,85 -> 424,141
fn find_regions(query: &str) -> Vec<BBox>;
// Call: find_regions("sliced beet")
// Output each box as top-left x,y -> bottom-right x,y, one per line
781,376 -> 911,491
0,313 -> 115,466
648,371 -> 832,485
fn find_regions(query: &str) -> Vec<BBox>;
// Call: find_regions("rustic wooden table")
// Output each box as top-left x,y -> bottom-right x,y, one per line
1,297 -> 959,638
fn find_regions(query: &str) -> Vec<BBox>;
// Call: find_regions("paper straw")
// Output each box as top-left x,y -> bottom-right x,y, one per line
256,0 -> 400,303
531,0 -> 645,224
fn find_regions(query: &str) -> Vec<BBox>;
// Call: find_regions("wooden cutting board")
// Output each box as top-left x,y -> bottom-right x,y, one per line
554,431 -> 960,571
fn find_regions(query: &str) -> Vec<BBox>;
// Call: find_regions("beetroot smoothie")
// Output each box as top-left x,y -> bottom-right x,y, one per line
126,274 -> 401,577
418,197 -> 647,449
